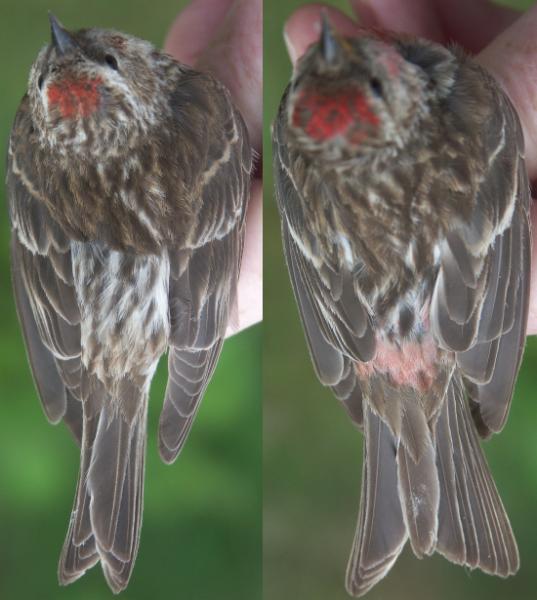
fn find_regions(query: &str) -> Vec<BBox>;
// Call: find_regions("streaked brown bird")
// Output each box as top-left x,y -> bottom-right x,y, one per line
273,19 -> 530,597
7,13 -> 250,593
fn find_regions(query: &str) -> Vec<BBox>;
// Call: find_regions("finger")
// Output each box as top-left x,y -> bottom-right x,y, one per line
196,0 -> 262,152
478,5 -> 537,180
433,0 -> 520,53
164,0 -> 234,66
284,4 -> 362,64
226,180 -> 262,337
350,0 -> 445,42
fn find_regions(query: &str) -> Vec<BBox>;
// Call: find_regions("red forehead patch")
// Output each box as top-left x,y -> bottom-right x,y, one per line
47,76 -> 103,119
292,88 -> 379,142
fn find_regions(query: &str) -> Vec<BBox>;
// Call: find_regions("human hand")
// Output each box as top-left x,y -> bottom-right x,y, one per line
283,0 -> 537,334
165,0 -> 262,336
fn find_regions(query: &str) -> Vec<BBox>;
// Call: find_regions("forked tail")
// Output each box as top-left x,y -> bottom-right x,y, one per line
58,381 -> 147,594
346,376 -> 518,597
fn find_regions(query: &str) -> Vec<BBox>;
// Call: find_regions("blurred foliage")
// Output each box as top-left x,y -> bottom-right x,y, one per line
263,1 -> 537,600
0,2 -> 261,599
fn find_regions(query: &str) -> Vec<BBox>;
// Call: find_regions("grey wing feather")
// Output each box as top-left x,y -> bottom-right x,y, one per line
158,107 -> 250,464
8,144 -> 83,442
435,377 -> 518,575
274,107 -> 375,427
282,224 -> 345,385
10,238 -> 67,423
431,92 -> 531,437
345,404 -> 407,596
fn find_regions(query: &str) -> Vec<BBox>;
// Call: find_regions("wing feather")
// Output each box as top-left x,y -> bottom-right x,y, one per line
8,145 -> 83,441
158,106 -> 250,464
431,93 -> 531,437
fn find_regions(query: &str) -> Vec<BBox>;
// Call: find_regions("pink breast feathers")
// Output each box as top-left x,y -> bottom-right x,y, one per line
356,334 -> 439,393
292,88 -> 379,142
47,76 -> 103,119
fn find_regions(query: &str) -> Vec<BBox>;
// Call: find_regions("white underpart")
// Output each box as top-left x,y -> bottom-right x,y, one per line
72,242 -> 170,381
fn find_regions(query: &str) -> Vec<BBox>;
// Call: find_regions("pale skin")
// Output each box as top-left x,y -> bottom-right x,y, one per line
165,0 -> 262,336
284,0 -> 537,334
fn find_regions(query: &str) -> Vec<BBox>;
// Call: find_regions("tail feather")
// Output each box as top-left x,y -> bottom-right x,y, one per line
436,378 -> 518,575
89,411 -> 134,555
58,382 -> 147,594
435,388 -> 469,564
347,375 -> 518,596
345,405 -> 407,597
397,440 -> 439,558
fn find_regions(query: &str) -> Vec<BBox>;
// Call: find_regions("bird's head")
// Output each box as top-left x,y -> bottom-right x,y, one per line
287,18 -> 457,161
28,14 -> 169,155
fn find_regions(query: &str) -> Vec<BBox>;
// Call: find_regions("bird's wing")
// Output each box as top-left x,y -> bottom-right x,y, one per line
158,89 -> 251,463
430,88 -> 531,437
7,97 -> 83,443
273,93 -> 375,427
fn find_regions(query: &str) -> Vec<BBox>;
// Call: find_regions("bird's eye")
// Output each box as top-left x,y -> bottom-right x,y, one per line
369,77 -> 383,98
38,75 -> 44,90
105,54 -> 119,70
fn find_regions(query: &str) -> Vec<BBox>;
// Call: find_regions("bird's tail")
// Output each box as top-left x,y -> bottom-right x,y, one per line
58,377 -> 147,594
345,374 -> 518,597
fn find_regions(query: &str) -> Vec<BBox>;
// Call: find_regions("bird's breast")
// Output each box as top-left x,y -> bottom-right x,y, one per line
72,241 -> 170,386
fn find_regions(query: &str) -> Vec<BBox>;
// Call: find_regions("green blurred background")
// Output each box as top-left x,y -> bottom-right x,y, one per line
263,1 -> 537,600
0,2 -> 261,599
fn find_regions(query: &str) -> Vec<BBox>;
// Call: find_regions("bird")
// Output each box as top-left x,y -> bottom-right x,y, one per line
6,13 -> 251,593
273,17 -> 530,597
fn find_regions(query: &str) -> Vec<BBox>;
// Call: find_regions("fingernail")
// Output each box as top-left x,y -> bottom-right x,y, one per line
283,26 -> 298,64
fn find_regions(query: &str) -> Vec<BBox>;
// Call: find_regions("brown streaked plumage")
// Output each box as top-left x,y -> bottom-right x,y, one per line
273,19 -> 530,597
7,14 -> 250,593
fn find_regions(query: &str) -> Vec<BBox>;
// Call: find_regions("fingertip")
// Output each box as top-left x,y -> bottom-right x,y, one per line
164,0 -> 234,64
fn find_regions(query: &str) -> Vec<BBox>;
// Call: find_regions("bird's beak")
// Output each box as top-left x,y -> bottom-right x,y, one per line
320,14 -> 341,65
49,12 -> 78,55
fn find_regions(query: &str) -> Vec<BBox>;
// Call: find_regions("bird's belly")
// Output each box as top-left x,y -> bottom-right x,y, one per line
72,241 -> 170,385
356,332 -> 440,393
